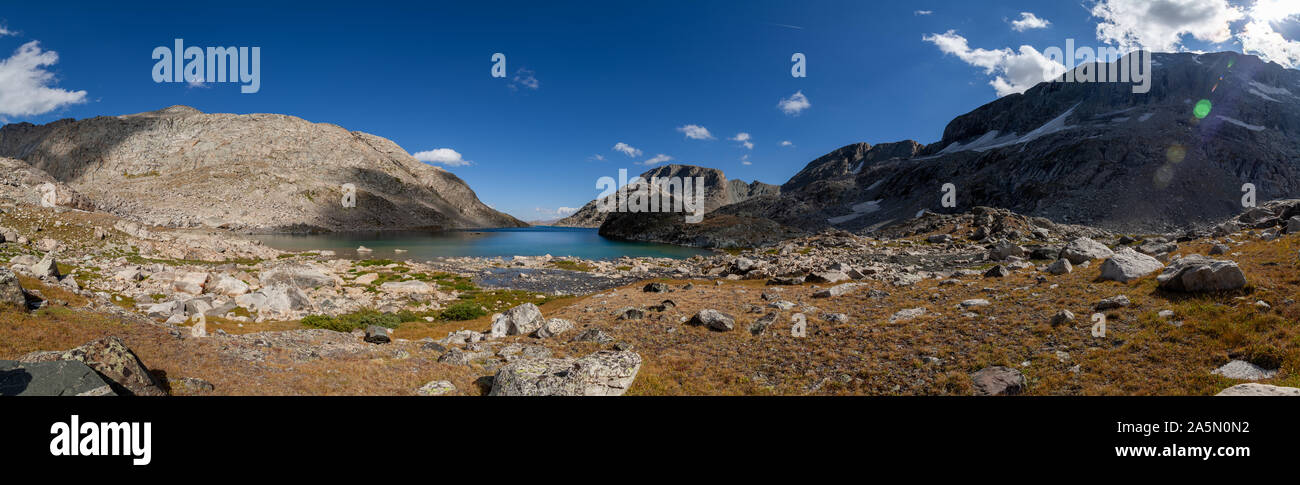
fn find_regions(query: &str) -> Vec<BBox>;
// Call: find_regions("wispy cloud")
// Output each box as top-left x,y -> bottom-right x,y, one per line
587,154 -> 605,161
641,154 -> 673,165
0,40 -> 88,118
613,142 -> 642,157
535,206 -> 578,218
767,22 -> 805,30
413,148 -> 472,167
677,124 -> 715,140
1010,12 -> 1051,32
777,91 -> 811,116
914,10 -> 933,16
780,140 -> 794,147
730,132 -> 754,149
740,154 -> 753,166
508,68 -> 539,91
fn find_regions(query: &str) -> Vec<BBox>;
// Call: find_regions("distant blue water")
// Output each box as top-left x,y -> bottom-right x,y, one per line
254,226 -> 713,260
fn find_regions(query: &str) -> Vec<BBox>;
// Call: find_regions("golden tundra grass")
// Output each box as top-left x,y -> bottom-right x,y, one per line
542,234 -> 1300,396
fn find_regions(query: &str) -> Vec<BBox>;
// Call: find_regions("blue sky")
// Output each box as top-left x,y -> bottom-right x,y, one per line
1,0 -> 1297,221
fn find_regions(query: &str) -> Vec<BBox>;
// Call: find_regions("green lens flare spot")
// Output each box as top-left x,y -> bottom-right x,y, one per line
1194,99 -> 1213,119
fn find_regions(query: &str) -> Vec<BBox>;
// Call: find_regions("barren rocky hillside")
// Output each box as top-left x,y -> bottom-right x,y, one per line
556,164 -> 778,228
0,106 -> 525,232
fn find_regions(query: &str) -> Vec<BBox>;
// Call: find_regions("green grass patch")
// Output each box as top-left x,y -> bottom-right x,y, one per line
550,260 -> 594,272
122,170 -> 160,179
355,259 -> 400,267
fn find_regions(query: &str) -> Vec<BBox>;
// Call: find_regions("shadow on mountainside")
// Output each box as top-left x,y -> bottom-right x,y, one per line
299,166 -> 457,233
0,110 -> 184,184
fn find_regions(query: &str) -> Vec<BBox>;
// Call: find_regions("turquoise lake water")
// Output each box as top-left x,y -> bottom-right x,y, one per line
254,226 -> 713,260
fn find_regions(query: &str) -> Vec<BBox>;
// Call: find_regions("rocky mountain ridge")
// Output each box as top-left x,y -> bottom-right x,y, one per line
0,106 -> 524,233
555,164 -> 778,228
596,52 -> 1300,248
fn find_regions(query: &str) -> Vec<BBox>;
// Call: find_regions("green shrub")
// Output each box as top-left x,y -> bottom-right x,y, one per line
343,310 -> 402,329
439,302 -> 487,321
302,310 -> 403,331
301,314 -> 352,332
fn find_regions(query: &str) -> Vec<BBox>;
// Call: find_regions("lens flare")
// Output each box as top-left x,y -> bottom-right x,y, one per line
1193,99 -> 1212,119
1166,144 -> 1187,164
1154,164 -> 1175,189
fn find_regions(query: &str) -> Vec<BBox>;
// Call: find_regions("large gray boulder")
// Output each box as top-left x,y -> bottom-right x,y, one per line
364,325 -> 391,344
1157,255 -> 1248,292
971,366 -> 1025,396
1288,216 -> 1300,234
689,309 -> 736,331
1098,248 -> 1164,283
0,267 -> 28,309
208,274 -> 250,297
1045,258 -> 1073,275
1216,383 -> 1300,396
160,271 -> 210,295
535,318 -> 575,338
234,283 -> 312,317
813,283 -> 865,298
0,360 -> 117,396
32,252 -> 61,279
1059,238 -> 1113,264
495,303 -> 545,336
489,350 -> 642,396
988,241 -> 1025,261
807,271 -> 850,284
260,263 -> 334,288
1211,360 -> 1277,381
17,336 -> 166,396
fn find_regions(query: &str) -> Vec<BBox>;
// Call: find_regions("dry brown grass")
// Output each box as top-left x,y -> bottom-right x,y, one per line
1,278 -> 491,395
540,235 -> 1300,396
3,226 -> 1294,396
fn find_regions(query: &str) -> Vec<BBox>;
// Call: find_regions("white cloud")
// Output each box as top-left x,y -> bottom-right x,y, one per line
730,132 -> 754,149
677,124 -> 714,140
534,207 -> 578,219
641,154 -> 673,165
508,68 -> 539,90
612,142 -> 642,157
0,26 -> 13,37
777,90 -> 811,116
1091,0 -> 1244,53
740,154 -> 753,166
412,148 -> 472,167
915,10 -> 933,16
923,30 -> 1068,97
1011,12 -> 1051,32
780,140 -> 794,147
0,41 -> 88,118
588,154 -> 605,161
1238,0 -> 1300,68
